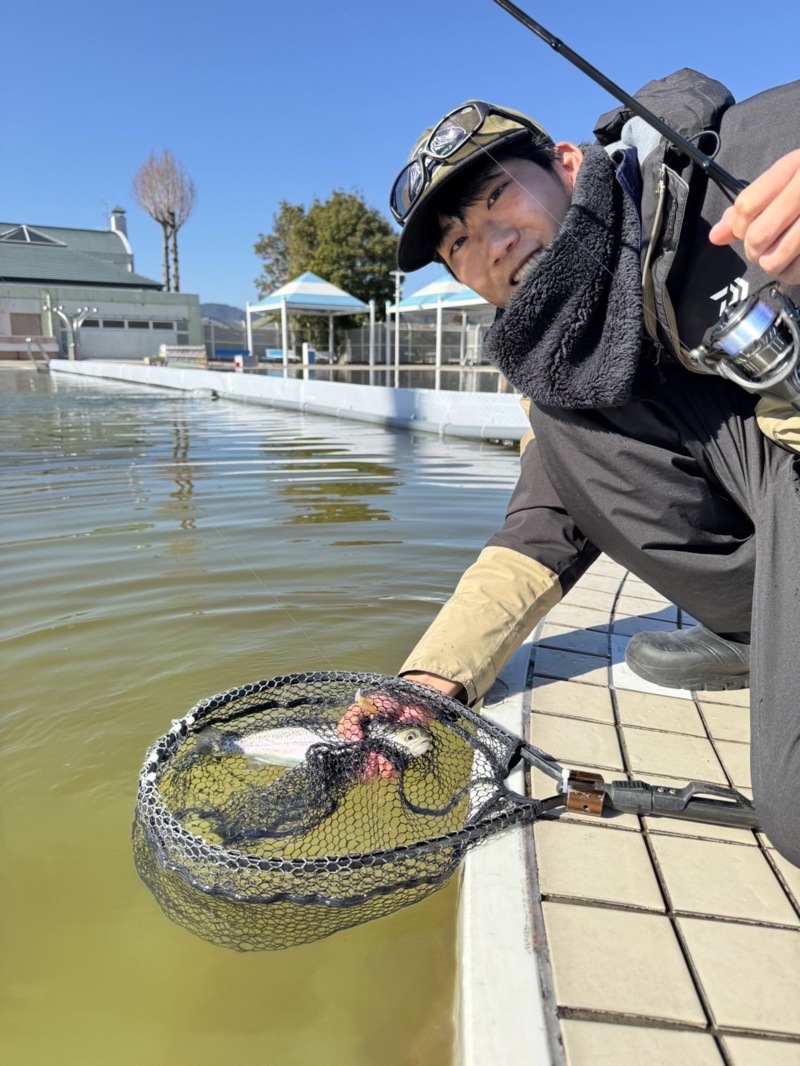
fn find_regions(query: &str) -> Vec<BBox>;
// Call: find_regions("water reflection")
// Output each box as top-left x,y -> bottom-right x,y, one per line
254,364 -> 508,393
2,369 -> 520,1066
161,417 -> 197,536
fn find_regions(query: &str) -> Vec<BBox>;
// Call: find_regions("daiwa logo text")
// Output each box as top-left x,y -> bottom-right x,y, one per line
711,278 -> 749,316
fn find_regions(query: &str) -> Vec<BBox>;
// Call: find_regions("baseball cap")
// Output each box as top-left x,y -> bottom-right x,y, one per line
391,101 -> 552,272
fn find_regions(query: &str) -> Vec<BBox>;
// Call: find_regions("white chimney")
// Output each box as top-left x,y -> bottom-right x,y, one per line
110,206 -> 128,237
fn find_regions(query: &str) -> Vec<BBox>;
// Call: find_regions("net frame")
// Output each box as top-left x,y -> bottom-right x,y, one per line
134,671 -> 545,949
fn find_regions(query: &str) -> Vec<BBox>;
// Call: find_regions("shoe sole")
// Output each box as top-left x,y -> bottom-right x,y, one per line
624,664 -> 750,691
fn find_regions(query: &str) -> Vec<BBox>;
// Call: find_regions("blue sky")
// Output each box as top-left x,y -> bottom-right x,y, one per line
3,0 -> 797,308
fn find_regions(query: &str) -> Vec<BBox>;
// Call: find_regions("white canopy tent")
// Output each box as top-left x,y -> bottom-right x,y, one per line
390,275 -> 491,378
246,272 -> 372,368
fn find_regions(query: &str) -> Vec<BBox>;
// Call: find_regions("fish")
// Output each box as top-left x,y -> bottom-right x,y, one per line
197,725 -> 333,768
196,717 -> 431,770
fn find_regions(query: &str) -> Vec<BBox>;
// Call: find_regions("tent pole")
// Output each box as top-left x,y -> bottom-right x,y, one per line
435,299 -> 443,391
394,301 -> 401,388
281,299 -> 288,374
369,300 -> 375,367
245,303 -> 253,358
385,302 -> 391,368
329,314 -> 334,361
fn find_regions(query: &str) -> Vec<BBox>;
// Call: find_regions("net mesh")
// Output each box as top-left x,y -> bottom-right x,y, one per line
133,672 -> 541,950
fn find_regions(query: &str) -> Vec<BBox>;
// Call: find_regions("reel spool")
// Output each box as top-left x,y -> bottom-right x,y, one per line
691,284 -> 800,408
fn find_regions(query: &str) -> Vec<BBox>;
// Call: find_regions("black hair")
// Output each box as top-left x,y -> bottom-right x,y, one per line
431,131 -> 558,277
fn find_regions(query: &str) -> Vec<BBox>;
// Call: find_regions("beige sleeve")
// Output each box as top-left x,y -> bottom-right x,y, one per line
518,395 -> 535,457
398,545 -> 562,705
755,395 -> 800,453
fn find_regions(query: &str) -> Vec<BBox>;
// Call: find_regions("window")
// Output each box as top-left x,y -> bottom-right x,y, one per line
152,321 -> 175,331
10,312 -> 42,335
102,319 -> 125,329
127,321 -> 150,330
0,225 -> 64,246
82,319 -> 100,328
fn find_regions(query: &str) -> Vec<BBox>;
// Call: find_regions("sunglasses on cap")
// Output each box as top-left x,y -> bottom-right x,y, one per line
390,101 -> 545,225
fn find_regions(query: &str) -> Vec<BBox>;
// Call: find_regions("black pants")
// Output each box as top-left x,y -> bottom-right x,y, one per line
645,387 -> 800,867
529,371 -> 800,865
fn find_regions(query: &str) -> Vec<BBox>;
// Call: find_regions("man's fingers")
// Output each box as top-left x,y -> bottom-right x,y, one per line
709,151 -> 800,282
336,690 -> 435,743
337,704 -> 369,741
734,151 -> 800,226
709,206 -> 735,246
746,205 -> 800,282
742,169 -> 800,251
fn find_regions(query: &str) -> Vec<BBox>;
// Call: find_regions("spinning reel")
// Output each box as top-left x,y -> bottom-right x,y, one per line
693,284 -> 800,409
493,0 -> 800,411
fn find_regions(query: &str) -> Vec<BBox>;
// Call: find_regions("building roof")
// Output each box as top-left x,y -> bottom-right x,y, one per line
250,272 -> 369,315
0,221 -> 162,289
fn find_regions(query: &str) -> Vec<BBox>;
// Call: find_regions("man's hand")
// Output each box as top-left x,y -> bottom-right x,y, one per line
709,150 -> 800,285
337,689 -> 435,781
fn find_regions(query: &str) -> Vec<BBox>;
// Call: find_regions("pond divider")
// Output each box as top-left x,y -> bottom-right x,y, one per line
50,360 -> 528,443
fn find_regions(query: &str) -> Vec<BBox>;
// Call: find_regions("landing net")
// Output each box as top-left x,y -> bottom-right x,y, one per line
133,672 -> 541,950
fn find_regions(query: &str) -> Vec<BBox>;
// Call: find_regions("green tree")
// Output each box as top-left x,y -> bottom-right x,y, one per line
254,190 -> 397,315
252,201 -> 308,297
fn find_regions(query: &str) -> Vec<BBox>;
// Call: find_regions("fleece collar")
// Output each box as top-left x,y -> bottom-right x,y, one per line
483,145 -> 643,409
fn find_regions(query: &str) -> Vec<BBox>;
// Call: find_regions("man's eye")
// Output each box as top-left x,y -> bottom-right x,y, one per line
488,182 -> 508,206
450,235 -> 467,256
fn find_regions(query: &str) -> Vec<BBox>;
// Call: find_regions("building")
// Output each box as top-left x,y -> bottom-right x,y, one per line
0,208 -> 203,362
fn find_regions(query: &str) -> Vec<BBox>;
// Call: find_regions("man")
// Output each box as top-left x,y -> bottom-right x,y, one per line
388,71 -> 800,866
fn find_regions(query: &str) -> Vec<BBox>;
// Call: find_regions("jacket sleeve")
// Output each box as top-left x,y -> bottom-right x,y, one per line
755,395 -> 800,453
399,435 -> 599,704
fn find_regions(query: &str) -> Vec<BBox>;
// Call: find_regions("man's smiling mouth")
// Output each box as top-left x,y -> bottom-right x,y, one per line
510,250 -> 542,285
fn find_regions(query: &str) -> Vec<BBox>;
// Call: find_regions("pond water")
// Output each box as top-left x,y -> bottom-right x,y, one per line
0,368 -> 519,1066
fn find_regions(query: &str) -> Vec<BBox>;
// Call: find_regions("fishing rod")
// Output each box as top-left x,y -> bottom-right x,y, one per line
491,0 -> 747,195
491,0 -> 800,410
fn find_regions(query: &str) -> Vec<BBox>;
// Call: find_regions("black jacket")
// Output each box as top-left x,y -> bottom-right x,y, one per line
487,72 -> 800,630
596,70 -> 800,358
400,72 -> 800,703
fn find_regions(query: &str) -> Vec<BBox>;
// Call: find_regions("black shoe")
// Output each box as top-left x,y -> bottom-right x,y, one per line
624,625 -> 750,691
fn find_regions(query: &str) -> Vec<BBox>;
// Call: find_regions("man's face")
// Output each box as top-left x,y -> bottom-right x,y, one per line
435,146 -> 582,308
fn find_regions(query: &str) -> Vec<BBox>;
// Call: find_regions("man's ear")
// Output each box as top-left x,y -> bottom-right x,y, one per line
553,142 -> 583,191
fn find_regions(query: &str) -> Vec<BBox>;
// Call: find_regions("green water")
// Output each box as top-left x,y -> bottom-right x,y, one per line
0,368 -> 518,1066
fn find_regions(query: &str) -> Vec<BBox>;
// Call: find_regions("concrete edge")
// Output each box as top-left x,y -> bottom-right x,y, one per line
48,360 -> 527,442
455,630 -> 553,1066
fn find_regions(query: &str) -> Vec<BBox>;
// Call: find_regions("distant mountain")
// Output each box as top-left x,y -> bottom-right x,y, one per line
201,303 -> 246,328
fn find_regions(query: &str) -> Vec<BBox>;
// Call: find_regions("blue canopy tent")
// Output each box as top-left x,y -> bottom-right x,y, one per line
246,272 -> 372,368
392,275 -> 491,376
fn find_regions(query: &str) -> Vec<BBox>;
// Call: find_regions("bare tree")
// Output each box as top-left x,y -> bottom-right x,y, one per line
132,150 -> 196,292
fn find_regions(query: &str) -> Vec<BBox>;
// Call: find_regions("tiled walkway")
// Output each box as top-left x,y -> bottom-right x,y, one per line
526,556 -> 800,1066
